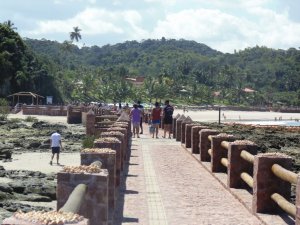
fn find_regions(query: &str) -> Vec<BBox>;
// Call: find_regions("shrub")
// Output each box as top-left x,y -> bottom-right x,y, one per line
0,98 -> 9,121
82,135 -> 95,148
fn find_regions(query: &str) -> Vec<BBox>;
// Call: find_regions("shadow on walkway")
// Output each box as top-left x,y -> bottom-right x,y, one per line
113,138 -> 139,225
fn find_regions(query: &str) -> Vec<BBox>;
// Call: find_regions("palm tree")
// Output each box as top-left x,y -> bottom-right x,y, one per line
3,20 -> 17,30
70,26 -> 82,42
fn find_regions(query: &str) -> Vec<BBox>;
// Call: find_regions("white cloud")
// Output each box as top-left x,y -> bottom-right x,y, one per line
146,5 -> 300,52
25,8 -> 146,37
19,0 -> 300,52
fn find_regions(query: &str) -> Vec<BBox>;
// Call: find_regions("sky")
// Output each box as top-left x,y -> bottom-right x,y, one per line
1,0 -> 300,53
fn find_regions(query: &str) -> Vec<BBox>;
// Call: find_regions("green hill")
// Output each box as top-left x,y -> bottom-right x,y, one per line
1,22 -> 300,106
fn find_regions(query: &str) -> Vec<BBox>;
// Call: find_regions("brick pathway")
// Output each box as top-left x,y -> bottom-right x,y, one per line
114,125 -> 262,225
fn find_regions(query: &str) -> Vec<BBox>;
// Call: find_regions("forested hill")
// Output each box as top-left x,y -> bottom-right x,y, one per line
24,38 -> 222,75
1,22 -> 300,106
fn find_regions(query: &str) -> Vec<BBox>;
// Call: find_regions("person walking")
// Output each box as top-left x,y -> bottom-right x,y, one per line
130,104 -> 142,138
50,130 -> 63,165
162,100 -> 174,138
151,102 -> 162,138
137,100 -> 144,134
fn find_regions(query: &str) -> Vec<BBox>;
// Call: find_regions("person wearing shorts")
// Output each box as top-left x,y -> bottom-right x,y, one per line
130,104 -> 142,138
151,102 -> 162,138
50,130 -> 63,165
163,100 -> 174,138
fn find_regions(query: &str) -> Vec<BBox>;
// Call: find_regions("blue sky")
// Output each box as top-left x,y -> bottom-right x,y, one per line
1,0 -> 300,53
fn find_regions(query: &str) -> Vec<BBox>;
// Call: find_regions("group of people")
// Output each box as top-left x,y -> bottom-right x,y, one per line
129,100 -> 174,139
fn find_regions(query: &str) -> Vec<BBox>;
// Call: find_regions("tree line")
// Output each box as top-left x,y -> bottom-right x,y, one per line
1,22 -> 300,106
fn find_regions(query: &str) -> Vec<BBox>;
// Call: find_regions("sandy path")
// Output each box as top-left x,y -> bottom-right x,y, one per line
0,152 -> 80,174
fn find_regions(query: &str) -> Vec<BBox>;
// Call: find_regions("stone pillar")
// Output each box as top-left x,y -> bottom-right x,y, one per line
81,148 -> 116,222
227,140 -> 258,188
94,138 -> 122,186
176,115 -> 186,142
181,116 -> 193,144
191,126 -> 209,154
185,124 -> 198,148
253,153 -> 292,213
86,109 -> 96,136
94,128 -> 109,138
57,169 -> 109,225
111,123 -> 130,140
199,129 -> 219,161
211,134 -> 235,173
172,114 -> 180,139
100,132 -> 125,170
108,127 -> 128,160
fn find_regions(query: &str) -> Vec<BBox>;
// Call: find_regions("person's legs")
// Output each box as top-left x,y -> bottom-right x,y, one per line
133,123 -> 139,137
136,125 -> 140,138
56,153 -> 60,164
50,153 -> 54,165
155,123 -> 159,138
140,118 -> 143,134
165,124 -> 171,138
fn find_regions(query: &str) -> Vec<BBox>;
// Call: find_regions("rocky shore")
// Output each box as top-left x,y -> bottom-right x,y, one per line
0,117 -> 85,222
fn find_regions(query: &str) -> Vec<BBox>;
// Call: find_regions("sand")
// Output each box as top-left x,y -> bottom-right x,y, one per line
174,109 -> 300,122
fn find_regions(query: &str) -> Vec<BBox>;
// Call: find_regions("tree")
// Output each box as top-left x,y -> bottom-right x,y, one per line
3,20 -> 17,30
70,26 -> 82,42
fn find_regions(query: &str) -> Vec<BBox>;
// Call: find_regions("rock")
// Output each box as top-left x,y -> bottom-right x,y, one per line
0,191 -> 14,201
2,201 -> 53,213
0,183 -> 13,193
27,141 -> 41,148
9,181 -> 25,193
18,193 -> 52,202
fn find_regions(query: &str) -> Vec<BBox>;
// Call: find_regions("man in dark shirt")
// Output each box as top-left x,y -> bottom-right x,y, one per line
162,100 -> 174,138
137,100 -> 144,134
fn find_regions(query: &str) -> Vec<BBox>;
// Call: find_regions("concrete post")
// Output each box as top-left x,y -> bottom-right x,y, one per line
199,129 -> 219,161
253,153 -> 292,213
100,132 -> 125,170
185,124 -> 199,148
80,148 -> 116,222
176,115 -> 186,142
172,114 -> 180,139
191,126 -> 209,154
181,116 -> 193,144
94,138 -> 122,187
86,109 -> 95,136
227,140 -> 258,188
57,169 -> 109,225
211,134 -> 235,173
108,127 -> 128,160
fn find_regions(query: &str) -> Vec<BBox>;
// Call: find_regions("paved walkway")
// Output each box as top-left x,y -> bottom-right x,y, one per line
114,125 -> 262,225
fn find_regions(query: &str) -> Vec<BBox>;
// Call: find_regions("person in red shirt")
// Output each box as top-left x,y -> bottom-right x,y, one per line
151,102 -> 162,138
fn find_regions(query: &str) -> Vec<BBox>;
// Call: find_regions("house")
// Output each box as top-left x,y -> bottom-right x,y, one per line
125,77 -> 145,87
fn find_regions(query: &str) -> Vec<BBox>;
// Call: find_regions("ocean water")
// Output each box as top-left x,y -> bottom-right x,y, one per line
240,120 -> 300,127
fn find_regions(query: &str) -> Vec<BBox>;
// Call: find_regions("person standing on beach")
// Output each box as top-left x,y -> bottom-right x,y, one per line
137,100 -> 144,134
162,100 -> 174,138
50,130 -> 63,165
151,102 -> 162,138
130,104 -> 142,138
